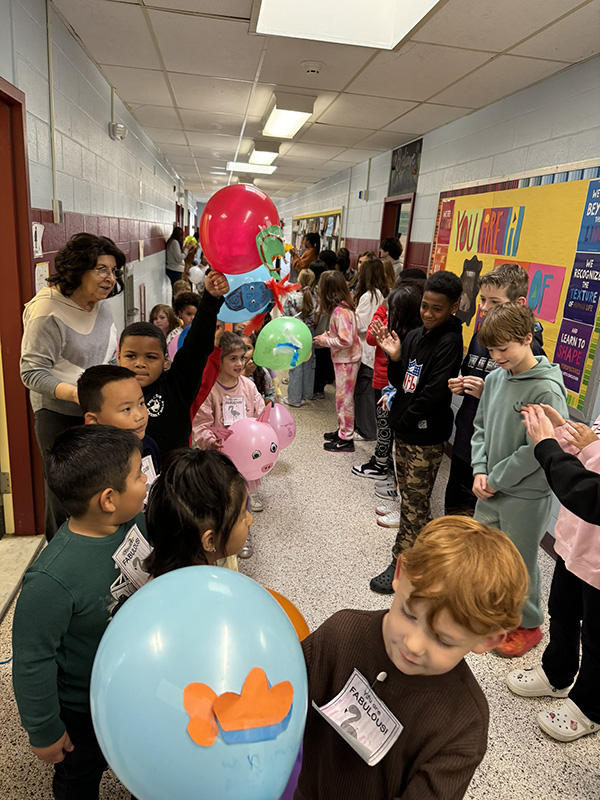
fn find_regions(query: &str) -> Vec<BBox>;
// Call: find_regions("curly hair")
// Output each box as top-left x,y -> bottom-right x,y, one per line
49,233 -> 126,297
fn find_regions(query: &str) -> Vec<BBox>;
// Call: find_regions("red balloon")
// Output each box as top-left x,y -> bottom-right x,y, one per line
200,184 -> 280,275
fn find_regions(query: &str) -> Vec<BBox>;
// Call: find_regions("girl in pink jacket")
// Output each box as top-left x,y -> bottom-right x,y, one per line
507,404 -> 600,742
313,271 -> 361,452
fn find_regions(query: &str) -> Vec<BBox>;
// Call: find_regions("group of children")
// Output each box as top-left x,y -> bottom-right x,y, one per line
11,239 -> 600,800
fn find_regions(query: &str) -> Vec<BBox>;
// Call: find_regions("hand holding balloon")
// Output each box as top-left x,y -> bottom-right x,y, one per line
205,271 -> 230,298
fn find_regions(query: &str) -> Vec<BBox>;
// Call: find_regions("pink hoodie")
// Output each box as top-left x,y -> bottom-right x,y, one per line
553,417 -> 600,590
315,303 -> 361,364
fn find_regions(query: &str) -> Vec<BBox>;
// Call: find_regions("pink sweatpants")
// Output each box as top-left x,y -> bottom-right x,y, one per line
334,361 -> 360,440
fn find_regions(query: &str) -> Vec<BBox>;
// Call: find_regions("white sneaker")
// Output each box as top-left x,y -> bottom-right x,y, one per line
376,511 -> 400,528
376,503 -> 399,516
375,476 -> 394,489
506,664 -> 572,698
238,534 -> 254,559
537,699 -> 599,742
249,492 -> 263,512
375,483 -> 399,500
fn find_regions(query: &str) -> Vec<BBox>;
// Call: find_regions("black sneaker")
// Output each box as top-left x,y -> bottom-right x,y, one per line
323,430 -> 339,441
324,437 -> 355,453
370,563 -> 396,594
352,456 -> 388,479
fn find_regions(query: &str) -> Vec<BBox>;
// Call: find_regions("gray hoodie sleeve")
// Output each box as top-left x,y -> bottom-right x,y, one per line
20,315 -> 64,398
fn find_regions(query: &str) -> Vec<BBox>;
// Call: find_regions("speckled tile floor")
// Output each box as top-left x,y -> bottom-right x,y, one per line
0,384 -> 598,798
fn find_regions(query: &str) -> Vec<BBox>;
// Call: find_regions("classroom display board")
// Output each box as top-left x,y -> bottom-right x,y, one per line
291,209 -> 342,253
431,177 -> 600,414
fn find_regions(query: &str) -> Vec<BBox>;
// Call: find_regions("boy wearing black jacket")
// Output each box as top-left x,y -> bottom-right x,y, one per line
370,271 -> 463,593
118,271 -> 228,457
445,263 -> 544,515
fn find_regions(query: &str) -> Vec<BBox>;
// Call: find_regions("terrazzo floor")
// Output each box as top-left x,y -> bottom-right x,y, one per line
0,384 -> 598,798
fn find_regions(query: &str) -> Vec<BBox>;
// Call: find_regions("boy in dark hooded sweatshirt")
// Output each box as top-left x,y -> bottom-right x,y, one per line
472,303 -> 568,658
370,271 -> 463,593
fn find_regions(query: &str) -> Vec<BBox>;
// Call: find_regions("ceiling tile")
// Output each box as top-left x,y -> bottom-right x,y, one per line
169,74 -> 252,113
151,1 -> 253,15
347,43 -> 493,101
275,156 -> 332,170
353,131 -> 415,150
130,105 -> 182,128
284,143 -> 347,160
53,0 -> 161,69
159,143 -> 192,157
260,36 -> 376,92
329,148 -> 385,163
384,103 -> 472,134
186,132 -> 240,150
144,127 -> 188,145
299,123 -> 376,147
149,12 -> 264,80
431,55 -> 568,107
317,94 -> 417,128
168,156 -> 199,167
102,65 -> 173,105
510,2 -> 600,63
412,0 -> 587,52
179,109 -> 252,136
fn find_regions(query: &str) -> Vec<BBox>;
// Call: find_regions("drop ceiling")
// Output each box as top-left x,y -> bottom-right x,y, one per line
53,0 -> 599,200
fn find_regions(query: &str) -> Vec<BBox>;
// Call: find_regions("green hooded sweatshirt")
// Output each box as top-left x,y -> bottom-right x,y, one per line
471,356 -> 568,499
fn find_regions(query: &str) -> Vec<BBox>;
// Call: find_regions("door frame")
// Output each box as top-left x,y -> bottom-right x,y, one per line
380,192 -> 416,266
0,75 -> 43,534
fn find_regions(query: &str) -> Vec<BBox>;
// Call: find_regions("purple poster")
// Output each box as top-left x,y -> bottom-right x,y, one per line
553,319 -> 594,393
563,252 -> 600,326
577,179 -> 600,254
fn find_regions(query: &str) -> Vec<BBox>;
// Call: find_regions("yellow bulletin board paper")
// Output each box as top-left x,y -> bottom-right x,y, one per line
431,178 -> 600,417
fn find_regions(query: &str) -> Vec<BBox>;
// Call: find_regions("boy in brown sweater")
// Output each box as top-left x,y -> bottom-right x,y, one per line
295,517 -> 528,800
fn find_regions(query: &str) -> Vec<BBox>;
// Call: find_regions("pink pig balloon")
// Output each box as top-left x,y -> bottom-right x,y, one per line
215,406 -> 280,482
268,402 -> 296,450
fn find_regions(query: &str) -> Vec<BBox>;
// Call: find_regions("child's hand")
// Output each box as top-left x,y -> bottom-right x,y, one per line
376,328 -> 402,362
205,271 -> 230,298
31,731 -> 74,764
313,334 -> 325,346
448,377 -> 464,395
563,422 -> 599,451
214,323 -> 224,347
213,437 -> 224,452
539,403 -> 567,428
521,404 -> 555,444
472,474 -> 495,500
463,376 -> 484,399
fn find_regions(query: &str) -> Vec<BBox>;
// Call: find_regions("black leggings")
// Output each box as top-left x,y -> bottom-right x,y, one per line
373,388 -> 393,467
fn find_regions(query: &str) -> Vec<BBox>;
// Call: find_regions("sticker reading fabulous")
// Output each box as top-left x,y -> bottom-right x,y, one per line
313,669 -> 402,766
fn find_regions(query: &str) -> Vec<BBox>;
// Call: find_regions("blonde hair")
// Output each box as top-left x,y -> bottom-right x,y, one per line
172,278 -> 191,298
478,302 -> 535,349
149,303 -> 180,335
480,263 -> 529,301
298,268 -> 315,319
318,270 -> 355,315
401,516 -> 528,635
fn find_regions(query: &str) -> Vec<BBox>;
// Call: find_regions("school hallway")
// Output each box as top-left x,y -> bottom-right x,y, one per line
0,386 -> 597,799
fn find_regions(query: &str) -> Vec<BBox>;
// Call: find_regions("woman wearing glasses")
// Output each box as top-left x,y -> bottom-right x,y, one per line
20,233 -> 125,539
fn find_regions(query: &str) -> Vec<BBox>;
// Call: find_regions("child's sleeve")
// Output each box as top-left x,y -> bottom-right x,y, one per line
190,346 -> 222,422
470,396 -> 488,476
192,393 -> 219,448
263,370 -> 276,404
487,390 -> 569,493
319,308 -> 355,348
251,383 -> 266,417
168,292 -> 224,409
12,572 -> 73,747
534,439 -> 600,524
366,305 -> 386,347
355,294 -> 373,335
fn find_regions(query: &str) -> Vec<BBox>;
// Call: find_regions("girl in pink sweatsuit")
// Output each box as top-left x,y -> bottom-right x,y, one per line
314,271 -> 361,450
507,407 -> 600,741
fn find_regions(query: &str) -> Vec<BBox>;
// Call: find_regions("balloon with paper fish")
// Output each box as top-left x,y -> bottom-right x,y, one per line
218,266 -> 300,326
90,566 -> 307,800
200,184 -> 281,276
253,317 -> 313,371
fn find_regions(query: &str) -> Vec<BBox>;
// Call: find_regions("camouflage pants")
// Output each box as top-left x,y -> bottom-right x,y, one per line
392,439 -> 445,559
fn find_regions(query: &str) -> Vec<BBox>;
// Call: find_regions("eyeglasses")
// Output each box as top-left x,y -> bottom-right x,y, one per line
92,266 -> 123,279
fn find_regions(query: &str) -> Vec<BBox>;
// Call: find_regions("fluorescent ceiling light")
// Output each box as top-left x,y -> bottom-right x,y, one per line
256,0 -> 442,50
226,161 -> 277,175
249,138 -> 280,165
262,93 -> 315,139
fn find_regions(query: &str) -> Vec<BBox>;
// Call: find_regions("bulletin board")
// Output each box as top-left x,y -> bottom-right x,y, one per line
291,209 -> 342,253
430,171 -> 600,416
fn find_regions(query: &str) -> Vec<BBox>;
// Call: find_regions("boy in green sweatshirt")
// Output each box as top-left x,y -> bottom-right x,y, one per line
12,425 -> 147,799
472,303 -> 568,658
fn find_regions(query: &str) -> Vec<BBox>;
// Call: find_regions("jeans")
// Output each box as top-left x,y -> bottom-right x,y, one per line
34,409 -> 83,540
288,349 -> 315,403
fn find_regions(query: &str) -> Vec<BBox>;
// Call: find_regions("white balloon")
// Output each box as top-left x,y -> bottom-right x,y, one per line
188,266 -> 203,283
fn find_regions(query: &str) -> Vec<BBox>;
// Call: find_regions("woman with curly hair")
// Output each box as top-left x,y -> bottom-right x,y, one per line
20,232 -> 125,539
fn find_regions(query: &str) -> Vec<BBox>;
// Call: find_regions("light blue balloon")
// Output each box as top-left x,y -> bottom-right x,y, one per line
218,265 -> 272,323
91,567 -> 307,800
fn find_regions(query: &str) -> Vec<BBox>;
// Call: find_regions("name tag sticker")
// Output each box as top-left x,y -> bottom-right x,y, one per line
112,524 -> 152,589
222,395 -> 246,427
313,668 -> 403,766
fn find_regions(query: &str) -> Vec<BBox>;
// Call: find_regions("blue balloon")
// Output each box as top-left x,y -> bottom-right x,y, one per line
91,567 -> 307,800
218,265 -> 272,323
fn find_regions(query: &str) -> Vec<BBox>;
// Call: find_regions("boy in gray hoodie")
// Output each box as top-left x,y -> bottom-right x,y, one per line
472,303 -> 568,658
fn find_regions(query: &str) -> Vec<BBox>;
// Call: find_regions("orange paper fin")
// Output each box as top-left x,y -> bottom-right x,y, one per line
183,683 -> 219,747
213,666 -> 293,732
